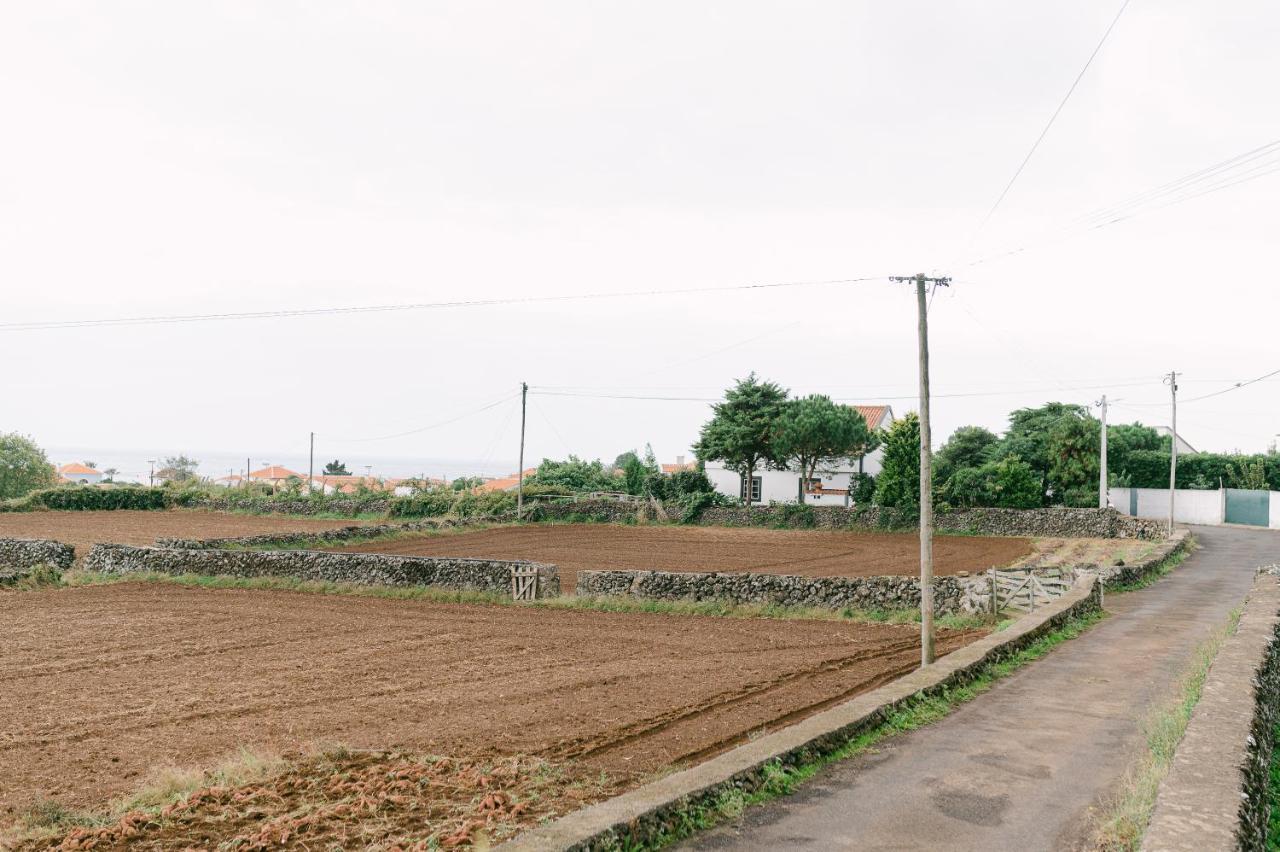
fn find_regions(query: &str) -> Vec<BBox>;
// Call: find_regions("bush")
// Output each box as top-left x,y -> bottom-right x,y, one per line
452,490 -> 517,519
2,485 -> 172,512
388,490 -> 456,518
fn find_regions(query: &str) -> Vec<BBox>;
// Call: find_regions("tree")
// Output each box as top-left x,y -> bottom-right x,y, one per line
101,467 -> 119,483
1046,412 -> 1100,505
154,455 -> 200,484
997,403 -> 1089,506
773,395 -> 871,503
323,460 -> 350,476
986,456 -> 1042,508
693,374 -> 789,507
1226,457 -> 1268,490
934,426 -> 999,486
1106,423 -> 1167,486
0,433 -> 57,500
450,476 -> 486,491
874,413 -> 921,510
528,456 -> 617,492
84,460 -> 98,470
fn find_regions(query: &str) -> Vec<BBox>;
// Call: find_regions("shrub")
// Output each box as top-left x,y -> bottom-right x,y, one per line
3,485 -> 172,512
452,490 -> 517,519
388,490 -> 455,518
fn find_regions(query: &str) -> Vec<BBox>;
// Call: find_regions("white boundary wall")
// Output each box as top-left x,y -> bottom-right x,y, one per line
1273,491 -> 1280,529
1110,487 -> 1226,525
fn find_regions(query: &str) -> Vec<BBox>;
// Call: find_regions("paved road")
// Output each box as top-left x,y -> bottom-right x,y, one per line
680,526 -> 1280,852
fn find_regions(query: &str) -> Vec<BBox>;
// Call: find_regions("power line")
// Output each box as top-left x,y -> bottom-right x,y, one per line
1105,367 -> 1280,407
967,0 -> 1133,244
320,392 -> 520,442
0,276 -> 885,333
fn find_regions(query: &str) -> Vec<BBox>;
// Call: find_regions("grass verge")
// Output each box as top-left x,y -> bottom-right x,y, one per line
603,609 -> 1105,851
1092,605 -> 1242,851
58,570 -> 1005,631
1106,538 -> 1195,593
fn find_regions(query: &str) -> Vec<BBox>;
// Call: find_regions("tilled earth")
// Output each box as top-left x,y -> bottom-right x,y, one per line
1,583 -> 982,847
332,523 -> 1033,591
0,510 -> 369,560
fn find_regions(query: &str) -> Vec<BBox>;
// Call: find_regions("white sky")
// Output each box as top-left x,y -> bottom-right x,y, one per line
2,1 -> 1277,478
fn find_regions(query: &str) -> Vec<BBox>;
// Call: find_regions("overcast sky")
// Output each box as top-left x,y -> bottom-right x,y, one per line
2,1 -> 1277,478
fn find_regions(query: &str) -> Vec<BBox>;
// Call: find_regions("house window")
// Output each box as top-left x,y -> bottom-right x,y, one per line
740,475 -> 762,502
804,478 -> 822,493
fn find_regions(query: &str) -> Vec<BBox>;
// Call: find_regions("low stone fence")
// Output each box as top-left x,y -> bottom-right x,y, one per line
0,537 -> 76,580
1093,528 -> 1191,586
526,499 -> 656,524
695,505 -> 1166,540
577,569 -> 986,615
83,543 -> 559,599
1142,568 -> 1280,851
155,519 -> 450,551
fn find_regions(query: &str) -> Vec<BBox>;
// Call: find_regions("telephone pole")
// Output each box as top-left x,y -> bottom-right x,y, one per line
517,382 -> 528,518
1164,371 -> 1179,534
1096,395 -> 1108,509
891,273 -> 950,667
308,431 -> 315,495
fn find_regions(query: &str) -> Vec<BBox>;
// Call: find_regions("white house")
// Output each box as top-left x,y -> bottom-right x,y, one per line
704,405 -> 895,505
58,463 -> 104,485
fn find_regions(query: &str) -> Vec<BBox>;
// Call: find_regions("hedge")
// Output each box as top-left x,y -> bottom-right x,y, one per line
1120,451 -> 1280,491
0,486 -> 172,512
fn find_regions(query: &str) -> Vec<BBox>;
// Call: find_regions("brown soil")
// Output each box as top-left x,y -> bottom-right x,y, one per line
332,524 -> 1033,591
0,583 -> 981,843
0,510 -> 369,558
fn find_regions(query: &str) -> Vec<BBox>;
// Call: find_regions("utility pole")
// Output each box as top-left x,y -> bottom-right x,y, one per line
148,459 -> 155,487
245,456 -> 251,489
517,382 -> 528,518
1096,395 -> 1108,509
1165,371 -> 1180,534
308,432 -> 315,495
891,273 -> 950,668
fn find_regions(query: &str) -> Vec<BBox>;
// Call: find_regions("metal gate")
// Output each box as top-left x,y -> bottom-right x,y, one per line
1225,489 -> 1270,527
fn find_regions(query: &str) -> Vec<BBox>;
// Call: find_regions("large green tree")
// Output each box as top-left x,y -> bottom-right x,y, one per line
0,433 -> 57,500
934,425 -> 1000,487
773,395 -> 872,503
529,456 -> 618,492
1047,412 -> 1100,506
694,373 -> 789,507
874,413 -> 921,510
996,403 -> 1092,506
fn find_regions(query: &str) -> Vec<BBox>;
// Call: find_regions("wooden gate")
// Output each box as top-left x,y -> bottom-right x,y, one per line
511,565 -> 540,601
990,567 -> 1075,614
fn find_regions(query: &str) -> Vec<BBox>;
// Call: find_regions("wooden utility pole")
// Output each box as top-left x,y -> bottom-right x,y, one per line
517,382 -> 528,517
1165,371 -> 1179,534
1096,395 -> 1108,509
891,273 -> 950,667
308,432 -> 315,495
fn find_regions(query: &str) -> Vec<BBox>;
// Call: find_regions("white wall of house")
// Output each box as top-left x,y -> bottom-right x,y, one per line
1272,491 -> 1280,530
705,456 -> 881,506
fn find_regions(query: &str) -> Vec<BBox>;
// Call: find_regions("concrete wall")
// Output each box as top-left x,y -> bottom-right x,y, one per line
1112,487 -> 1280,527
1272,491 -> 1280,530
0,537 -> 76,578
84,543 -> 559,599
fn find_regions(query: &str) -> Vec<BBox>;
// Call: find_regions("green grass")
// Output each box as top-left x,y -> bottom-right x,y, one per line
1094,605 -> 1242,851
601,609 -> 1105,851
59,570 -> 1006,631
1106,539 -> 1195,593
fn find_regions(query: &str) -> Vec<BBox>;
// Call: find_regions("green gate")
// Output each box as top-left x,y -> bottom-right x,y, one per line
1225,489 -> 1270,527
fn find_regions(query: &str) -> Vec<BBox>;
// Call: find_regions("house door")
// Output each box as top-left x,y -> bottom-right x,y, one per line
1224,489 -> 1269,526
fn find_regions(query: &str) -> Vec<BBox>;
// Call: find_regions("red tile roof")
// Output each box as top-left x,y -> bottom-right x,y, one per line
249,466 -> 300,480
477,468 -> 539,493
661,462 -> 697,474
58,463 -> 99,476
853,405 -> 892,430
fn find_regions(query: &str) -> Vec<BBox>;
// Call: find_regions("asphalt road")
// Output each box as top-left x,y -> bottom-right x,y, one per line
678,525 -> 1280,852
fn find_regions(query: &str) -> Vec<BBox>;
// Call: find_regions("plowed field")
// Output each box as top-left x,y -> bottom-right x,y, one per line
0,510 -> 369,557
0,583 -> 982,829
332,524 -> 1033,591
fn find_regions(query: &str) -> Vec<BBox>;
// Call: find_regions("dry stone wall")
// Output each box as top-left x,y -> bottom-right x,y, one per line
695,505 -> 1165,540
84,543 -> 559,599
0,537 -> 75,580
155,519 -> 449,550
577,569 -> 981,614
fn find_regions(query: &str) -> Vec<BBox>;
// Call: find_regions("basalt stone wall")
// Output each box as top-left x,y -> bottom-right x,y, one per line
155,519 -> 451,551
1241,590 -> 1280,850
84,543 -> 559,599
576,568 -> 983,615
0,537 -> 75,575
183,495 -> 393,516
696,505 -> 1166,540
526,499 -> 653,524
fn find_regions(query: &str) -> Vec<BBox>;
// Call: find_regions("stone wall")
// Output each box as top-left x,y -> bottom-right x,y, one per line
526,499 -> 656,524
1141,568 -> 1280,851
0,537 -> 75,579
695,505 -> 1166,540
83,543 -> 559,599
155,519 -> 449,550
577,569 -> 984,614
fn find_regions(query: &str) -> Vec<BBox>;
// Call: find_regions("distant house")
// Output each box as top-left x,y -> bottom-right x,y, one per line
704,404 -> 895,506
661,455 -> 697,474
1154,426 -> 1197,455
477,468 -> 540,493
248,465 -> 302,490
58,463 -> 104,485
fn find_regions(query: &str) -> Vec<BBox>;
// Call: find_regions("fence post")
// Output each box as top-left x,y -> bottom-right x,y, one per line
1029,572 -> 1036,612
989,567 -> 997,616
